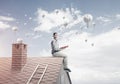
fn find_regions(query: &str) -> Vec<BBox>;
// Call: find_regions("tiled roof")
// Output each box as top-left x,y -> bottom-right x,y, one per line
0,57 -> 63,84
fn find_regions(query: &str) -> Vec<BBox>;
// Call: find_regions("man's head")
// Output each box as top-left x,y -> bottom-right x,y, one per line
53,32 -> 58,39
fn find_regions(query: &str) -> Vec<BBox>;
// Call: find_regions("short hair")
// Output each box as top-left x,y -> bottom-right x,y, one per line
53,32 -> 57,36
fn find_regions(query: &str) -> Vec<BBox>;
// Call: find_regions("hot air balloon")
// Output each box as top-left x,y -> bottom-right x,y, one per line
25,14 -> 27,17
91,43 -> 94,46
92,22 -> 96,28
63,16 -> 66,19
42,14 -> 45,18
24,23 -> 27,25
29,17 -> 32,20
12,26 -> 18,32
85,39 -> 88,42
83,14 -> 93,28
63,22 -> 68,27
56,10 -> 59,14
75,32 -> 79,35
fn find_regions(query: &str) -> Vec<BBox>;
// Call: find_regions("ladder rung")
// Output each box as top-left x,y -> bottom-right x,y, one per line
32,77 -> 40,79
37,67 -> 45,69
37,64 -> 48,84
26,64 -> 48,84
35,72 -> 43,74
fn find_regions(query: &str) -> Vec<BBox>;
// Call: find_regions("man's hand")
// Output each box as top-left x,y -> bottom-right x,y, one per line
60,45 -> 69,50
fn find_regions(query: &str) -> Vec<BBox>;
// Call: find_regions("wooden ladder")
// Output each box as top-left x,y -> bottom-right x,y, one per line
26,64 -> 48,84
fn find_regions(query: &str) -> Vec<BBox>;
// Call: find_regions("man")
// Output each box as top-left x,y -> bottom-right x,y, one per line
51,32 -> 71,72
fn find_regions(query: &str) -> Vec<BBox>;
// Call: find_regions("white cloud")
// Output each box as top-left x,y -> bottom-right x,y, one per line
96,16 -> 111,24
36,29 -> 120,84
0,16 -> 15,21
116,14 -> 120,20
25,32 -> 42,39
39,28 -> 120,84
37,29 -> 120,84
0,16 -> 17,31
25,33 -> 34,38
29,17 -> 32,20
0,21 -> 11,30
70,66 -> 120,84
63,29 -> 120,84
59,30 -> 78,41
34,8 -> 83,32
24,22 -> 27,25
0,29 -> 13,57
113,26 -> 120,30
33,34 -> 41,39
27,9 -> 120,82
39,49 -> 51,56
12,26 -> 18,31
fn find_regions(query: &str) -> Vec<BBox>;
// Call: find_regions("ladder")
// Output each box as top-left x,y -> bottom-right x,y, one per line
26,64 -> 48,84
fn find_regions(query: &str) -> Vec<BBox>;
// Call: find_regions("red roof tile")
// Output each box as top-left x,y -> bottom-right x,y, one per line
0,57 -> 63,84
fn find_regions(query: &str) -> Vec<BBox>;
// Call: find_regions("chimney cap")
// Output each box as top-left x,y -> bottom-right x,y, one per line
17,38 -> 23,43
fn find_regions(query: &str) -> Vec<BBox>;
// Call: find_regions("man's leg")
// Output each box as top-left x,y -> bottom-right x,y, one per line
53,52 -> 71,72
62,56 -> 68,68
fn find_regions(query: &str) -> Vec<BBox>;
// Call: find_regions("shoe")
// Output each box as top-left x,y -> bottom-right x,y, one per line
64,68 -> 71,72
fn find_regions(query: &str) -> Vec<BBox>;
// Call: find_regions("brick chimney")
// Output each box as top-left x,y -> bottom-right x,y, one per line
12,39 -> 27,70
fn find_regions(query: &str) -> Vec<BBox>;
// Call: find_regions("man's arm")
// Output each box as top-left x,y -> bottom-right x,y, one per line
51,40 -> 69,51
60,45 -> 69,50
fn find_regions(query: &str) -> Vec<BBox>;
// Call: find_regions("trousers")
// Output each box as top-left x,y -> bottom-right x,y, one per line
52,51 -> 68,68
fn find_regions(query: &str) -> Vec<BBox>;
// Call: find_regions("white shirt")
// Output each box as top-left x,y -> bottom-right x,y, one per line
51,39 -> 61,54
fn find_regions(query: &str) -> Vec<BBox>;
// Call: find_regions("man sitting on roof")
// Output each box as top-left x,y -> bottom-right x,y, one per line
51,32 -> 71,72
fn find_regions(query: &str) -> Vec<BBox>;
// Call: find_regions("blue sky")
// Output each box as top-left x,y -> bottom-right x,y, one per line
1,0 -> 120,84
0,0 -> 120,55
1,0 -> 120,15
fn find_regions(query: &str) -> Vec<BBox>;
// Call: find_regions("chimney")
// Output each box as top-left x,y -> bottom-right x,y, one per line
12,38 -> 27,70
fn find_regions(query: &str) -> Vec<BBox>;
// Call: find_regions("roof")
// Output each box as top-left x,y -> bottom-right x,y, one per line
0,57 -> 63,84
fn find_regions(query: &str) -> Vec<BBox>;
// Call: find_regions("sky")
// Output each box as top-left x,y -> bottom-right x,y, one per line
0,0 -> 120,84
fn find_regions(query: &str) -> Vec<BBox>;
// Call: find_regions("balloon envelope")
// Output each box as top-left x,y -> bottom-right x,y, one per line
42,14 -> 45,18
12,27 -> 18,31
91,43 -> 94,46
83,14 -> 93,27
92,22 -> 96,27
63,22 -> 68,27
56,10 -> 59,14
83,14 -> 93,23
85,39 -> 88,42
